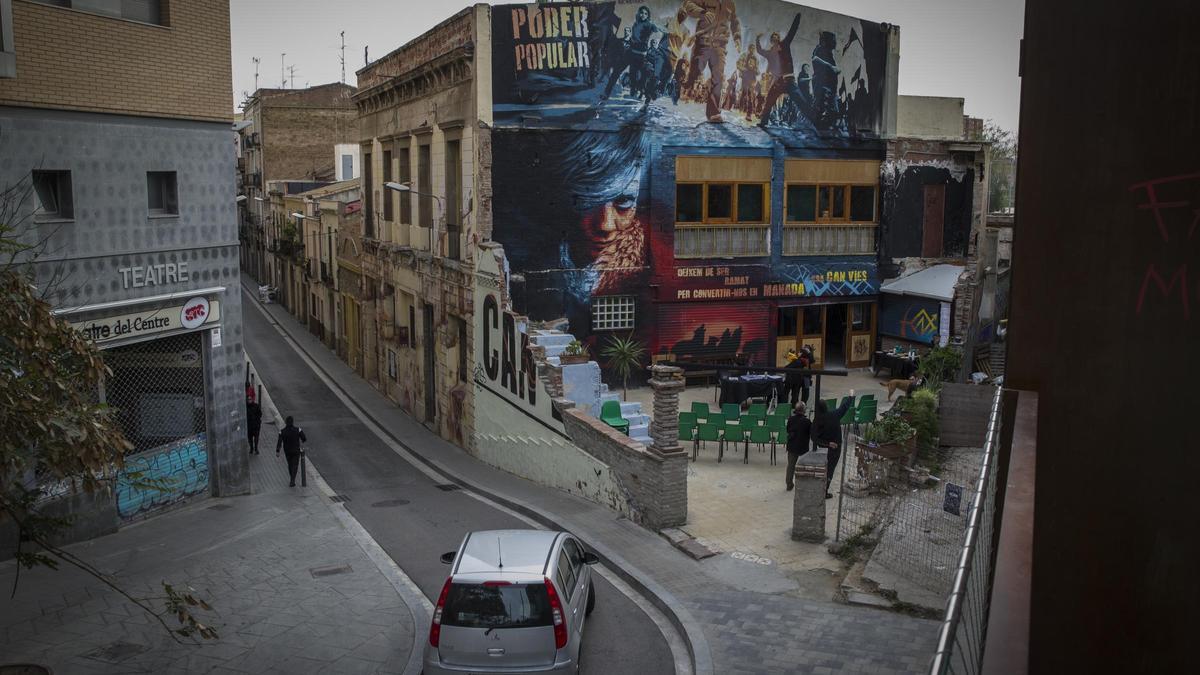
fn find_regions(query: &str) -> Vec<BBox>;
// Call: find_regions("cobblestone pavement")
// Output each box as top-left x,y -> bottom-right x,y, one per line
0,401 -> 418,674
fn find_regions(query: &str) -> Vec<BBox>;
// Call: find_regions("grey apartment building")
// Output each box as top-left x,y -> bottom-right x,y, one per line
0,0 -> 247,534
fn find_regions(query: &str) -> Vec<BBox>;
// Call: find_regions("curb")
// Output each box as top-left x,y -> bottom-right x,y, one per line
241,279 -> 713,675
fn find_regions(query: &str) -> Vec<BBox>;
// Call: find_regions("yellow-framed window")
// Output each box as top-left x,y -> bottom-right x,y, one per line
676,181 -> 770,225
785,183 -> 878,223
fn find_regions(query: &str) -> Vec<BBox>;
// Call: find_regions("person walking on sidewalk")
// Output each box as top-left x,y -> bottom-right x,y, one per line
785,401 -> 812,491
276,416 -> 307,487
246,394 -> 263,455
814,390 -> 854,499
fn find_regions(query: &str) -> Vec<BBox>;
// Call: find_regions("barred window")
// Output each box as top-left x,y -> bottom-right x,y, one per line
592,296 -> 635,331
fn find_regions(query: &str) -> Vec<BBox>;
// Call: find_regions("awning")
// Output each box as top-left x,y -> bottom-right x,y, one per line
880,264 -> 965,302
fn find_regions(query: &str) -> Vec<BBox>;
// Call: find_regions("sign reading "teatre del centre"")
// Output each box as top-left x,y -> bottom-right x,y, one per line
73,297 -> 220,345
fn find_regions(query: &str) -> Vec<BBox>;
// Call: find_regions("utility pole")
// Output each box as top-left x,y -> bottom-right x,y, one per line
288,65 -> 297,89
252,57 -> 260,91
281,53 -> 286,88
364,46 -> 369,66
340,31 -> 346,84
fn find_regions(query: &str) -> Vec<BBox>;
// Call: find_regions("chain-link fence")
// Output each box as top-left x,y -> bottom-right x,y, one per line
834,414 -> 987,598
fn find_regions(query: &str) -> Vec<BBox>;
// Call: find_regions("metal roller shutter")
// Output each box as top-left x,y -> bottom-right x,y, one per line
654,301 -> 773,367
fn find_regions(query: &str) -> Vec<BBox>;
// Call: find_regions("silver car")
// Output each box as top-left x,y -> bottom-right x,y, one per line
424,529 -> 599,674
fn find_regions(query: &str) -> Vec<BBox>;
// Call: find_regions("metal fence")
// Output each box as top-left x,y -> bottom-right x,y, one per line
102,332 -> 208,456
834,393 -> 993,598
929,386 -> 1004,675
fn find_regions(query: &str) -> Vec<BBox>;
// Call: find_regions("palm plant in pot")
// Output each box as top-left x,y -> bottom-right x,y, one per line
559,339 -> 590,365
600,335 -> 646,401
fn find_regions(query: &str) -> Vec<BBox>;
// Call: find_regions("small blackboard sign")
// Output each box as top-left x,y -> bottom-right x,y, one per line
943,483 -> 964,516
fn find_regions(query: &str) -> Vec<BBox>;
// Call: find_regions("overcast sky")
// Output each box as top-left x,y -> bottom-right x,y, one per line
231,0 -> 1024,132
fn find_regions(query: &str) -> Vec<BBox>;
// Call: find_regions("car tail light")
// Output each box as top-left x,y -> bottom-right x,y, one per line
482,581 -> 512,587
430,577 -> 452,647
544,577 -> 568,650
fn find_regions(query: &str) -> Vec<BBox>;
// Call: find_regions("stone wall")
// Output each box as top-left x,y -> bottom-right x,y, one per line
560,406 -> 687,530
938,383 -> 996,446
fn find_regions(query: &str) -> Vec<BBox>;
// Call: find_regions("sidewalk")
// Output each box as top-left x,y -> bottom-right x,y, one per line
244,275 -> 939,675
0,365 -> 420,674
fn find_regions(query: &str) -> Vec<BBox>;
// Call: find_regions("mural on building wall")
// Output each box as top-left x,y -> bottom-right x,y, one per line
879,296 -> 940,344
116,434 -> 208,521
493,0 -> 888,138
656,302 -> 771,364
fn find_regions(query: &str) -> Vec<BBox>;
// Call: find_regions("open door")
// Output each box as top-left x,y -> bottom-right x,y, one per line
799,305 -> 826,367
845,302 -> 876,369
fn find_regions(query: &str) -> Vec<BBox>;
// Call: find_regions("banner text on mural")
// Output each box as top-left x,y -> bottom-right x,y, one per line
510,5 -> 590,72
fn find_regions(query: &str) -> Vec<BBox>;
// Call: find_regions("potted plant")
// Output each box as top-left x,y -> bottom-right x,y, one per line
858,414 -> 918,464
600,335 -> 646,401
559,339 -> 590,365
916,345 -> 962,391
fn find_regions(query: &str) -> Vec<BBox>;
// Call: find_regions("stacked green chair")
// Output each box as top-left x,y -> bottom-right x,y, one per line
679,411 -> 698,429
691,401 -> 711,422
824,398 -> 837,412
695,423 -> 721,461
721,424 -> 748,464
747,403 -> 768,419
853,401 -> 878,436
600,400 -> 629,435
840,396 -> 857,425
858,393 -> 876,406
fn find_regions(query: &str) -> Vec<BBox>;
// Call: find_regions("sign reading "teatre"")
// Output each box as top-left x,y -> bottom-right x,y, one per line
73,297 -> 220,345
119,263 -> 190,289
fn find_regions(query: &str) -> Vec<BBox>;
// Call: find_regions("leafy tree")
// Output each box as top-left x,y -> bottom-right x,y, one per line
0,178 -> 217,641
983,121 -> 1017,213
599,335 -> 646,402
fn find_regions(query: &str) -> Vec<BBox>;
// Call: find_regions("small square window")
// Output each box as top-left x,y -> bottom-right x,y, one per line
147,171 -> 178,216
32,170 -> 74,220
592,296 -> 635,331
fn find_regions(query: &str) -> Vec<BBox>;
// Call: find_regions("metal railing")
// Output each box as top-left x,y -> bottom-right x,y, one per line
782,223 -> 876,255
930,386 -> 1005,675
674,224 -> 770,258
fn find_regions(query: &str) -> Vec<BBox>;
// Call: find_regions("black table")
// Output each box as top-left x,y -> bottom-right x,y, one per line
719,374 -> 786,405
874,351 -> 919,378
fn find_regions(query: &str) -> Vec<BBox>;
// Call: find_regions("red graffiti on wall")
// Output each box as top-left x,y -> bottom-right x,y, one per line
1128,172 -> 1199,319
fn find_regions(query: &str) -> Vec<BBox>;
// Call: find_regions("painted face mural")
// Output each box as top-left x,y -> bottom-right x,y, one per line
493,0 -> 887,138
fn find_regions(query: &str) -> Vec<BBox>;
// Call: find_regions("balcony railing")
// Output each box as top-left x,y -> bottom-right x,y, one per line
674,225 -> 770,258
783,223 -> 876,256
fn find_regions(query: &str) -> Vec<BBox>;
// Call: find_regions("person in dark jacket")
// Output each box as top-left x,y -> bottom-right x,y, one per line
814,390 -> 854,498
784,354 -> 806,406
276,416 -> 307,487
246,396 -> 263,455
785,401 -> 812,491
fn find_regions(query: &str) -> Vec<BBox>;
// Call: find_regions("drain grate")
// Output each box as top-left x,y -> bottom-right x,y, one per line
83,641 -> 149,664
207,504 -> 233,511
434,484 -> 461,492
371,498 -> 411,507
329,495 -> 351,503
310,564 -> 353,578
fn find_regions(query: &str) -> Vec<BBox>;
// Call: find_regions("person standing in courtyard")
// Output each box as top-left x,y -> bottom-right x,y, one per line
276,415 -> 307,487
246,393 -> 262,455
785,401 -> 812,491
814,390 -> 854,499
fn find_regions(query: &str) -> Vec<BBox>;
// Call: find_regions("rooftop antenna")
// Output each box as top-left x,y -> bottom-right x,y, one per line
252,57 -> 260,91
281,53 -> 286,88
339,31 -> 346,84
497,537 -> 503,569
364,45 -> 369,66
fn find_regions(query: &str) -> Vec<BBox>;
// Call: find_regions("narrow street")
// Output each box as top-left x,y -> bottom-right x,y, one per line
240,286 -> 678,675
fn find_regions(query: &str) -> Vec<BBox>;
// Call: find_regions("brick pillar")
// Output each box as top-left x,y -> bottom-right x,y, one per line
648,365 -> 686,455
792,449 -> 827,543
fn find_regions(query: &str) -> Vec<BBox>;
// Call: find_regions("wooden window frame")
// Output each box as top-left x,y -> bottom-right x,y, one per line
784,182 -> 878,224
675,181 -> 770,226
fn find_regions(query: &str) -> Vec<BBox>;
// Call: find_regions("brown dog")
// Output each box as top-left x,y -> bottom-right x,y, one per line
881,377 -> 921,401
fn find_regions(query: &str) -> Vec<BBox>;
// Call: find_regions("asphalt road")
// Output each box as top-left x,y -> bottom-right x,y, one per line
242,296 -> 675,675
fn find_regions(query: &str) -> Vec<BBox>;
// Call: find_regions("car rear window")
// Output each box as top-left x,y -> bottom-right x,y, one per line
442,583 -> 553,629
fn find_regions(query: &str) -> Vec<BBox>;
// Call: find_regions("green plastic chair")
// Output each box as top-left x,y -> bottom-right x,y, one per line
747,403 -> 768,418
824,398 -> 837,412
695,423 -> 721,461
840,397 -> 857,425
679,423 -> 698,459
679,412 -> 697,429
706,412 -> 726,427
738,417 -> 759,432
858,393 -> 876,406
721,425 -> 748,464
853,402 -> 878,436
720,403 -> 741,420
600,400 -> 629,435
749,426 -> 775,464
691,402 -> 710,421
767,414 -> 788,433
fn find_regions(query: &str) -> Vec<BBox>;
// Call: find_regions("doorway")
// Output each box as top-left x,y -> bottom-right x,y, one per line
826,304 -> 847,369
423,303 -> 436,423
